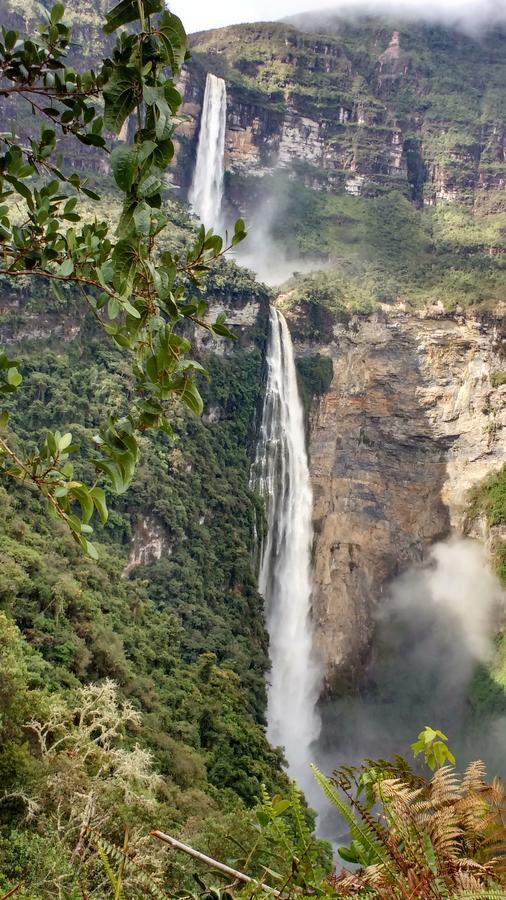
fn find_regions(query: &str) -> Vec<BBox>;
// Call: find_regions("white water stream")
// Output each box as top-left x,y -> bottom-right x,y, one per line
190,83 -> 322,790
189,73 -> 227,231
252,306 -> 322,795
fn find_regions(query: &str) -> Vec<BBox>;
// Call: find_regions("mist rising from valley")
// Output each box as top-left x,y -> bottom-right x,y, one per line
313,538 -> 505,832
233,177 -> 326,286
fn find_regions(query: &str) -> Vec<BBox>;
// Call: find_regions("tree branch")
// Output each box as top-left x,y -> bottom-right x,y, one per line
150,830 -> 284,896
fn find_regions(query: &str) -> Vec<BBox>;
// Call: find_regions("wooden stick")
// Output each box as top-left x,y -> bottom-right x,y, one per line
150,830 -> 283,897
0,884 -> 24,900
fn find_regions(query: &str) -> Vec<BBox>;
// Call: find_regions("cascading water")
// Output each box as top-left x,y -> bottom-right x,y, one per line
252,306 -> 322,797
189,73 -> 227,231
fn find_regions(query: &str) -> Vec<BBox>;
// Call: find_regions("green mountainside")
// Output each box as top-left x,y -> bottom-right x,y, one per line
0,233 -> 293,893
0,2 -> 505,895
180,18 -> 506,314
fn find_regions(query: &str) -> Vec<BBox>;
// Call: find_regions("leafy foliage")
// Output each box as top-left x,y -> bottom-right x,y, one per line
411,726 -> 457,770
467,467 -> 506,720
158,746 -> 506,899
0,0 -> 247,552
0,260 -> 288,895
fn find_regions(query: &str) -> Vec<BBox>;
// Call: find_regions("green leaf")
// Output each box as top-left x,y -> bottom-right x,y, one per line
272,799 -> 291,816
7,368 -> 22,388
138,173 -> 162,198
58,258 -> 74,277
212,322 -> 237,340
5,175 -> 33,209
95,459 -> 124,494
112,240 -> 138,292
422,833 -> 438,875
76,133 -> 106,148
58,432 -> 72,450
82,186 -> 101,201
133,201 -> 152,236
173,378 -> 203,416
103,67 -> 141,134
157,11 -> 187,73
123,299 -> 140,319
143,84 -> 163,106
84,539 -> 99,560
110,145 -> 138,192
90,486 -> 108,525
50,3 -> 65,23
338,846 -> 360,864
104,0 -> 162,33
71,484 -> 94,524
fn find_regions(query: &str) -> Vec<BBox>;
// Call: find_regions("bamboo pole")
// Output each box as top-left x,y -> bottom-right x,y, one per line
150,830 -> 283,897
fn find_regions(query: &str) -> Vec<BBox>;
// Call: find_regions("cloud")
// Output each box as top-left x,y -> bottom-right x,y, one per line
169,0 -> 506,36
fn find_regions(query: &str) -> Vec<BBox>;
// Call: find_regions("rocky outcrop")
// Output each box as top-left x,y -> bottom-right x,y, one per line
123,514 -> 169,577
285,305 -> 505,692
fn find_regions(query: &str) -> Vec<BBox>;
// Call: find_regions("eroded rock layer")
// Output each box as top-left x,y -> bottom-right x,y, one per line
285,306 -> 505,691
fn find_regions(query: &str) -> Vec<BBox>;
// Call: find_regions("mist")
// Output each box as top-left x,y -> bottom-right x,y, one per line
170,0 -> 506,37
286,0 -> 506,34
312,538 -> 505,836
232,177 -> 326,286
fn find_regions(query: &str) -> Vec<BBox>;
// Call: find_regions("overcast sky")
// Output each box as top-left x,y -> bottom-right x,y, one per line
168,0 -> 506,35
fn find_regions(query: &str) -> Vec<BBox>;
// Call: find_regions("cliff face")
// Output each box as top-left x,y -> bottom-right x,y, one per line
175,20 -> 506,210
285,305 -> 505,692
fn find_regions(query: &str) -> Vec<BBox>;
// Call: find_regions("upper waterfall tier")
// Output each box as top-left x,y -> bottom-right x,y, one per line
188,73 -> 227,231
252,306 -> 322,796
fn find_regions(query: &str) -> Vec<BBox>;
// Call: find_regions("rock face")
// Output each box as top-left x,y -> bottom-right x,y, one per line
174,20 -> 506,211
286,306 -> 505,692
123,514 -> 169,577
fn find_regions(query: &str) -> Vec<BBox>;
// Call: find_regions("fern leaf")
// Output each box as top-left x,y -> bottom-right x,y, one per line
97,845 -> 119,895
311,765 -> 392,871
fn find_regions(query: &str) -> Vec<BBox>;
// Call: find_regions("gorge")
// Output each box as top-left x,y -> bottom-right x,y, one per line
181,11 -> 506,796
0,0 -> 505,892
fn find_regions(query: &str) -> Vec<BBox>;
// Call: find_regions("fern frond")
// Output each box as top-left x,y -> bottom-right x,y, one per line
429,765 -> 461,806
461,761 -> 488,796
90,830 -> 169,899
454,890 -> 506,899
97,845 -> 119,896
312,765 -> 393,871
289,784 -> 311,849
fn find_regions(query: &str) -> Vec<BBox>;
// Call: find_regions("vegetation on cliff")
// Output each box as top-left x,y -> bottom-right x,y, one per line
0,0 -> 283,892
252,179 -> 506,315
182,17 -> 506,317
0,1 -> 505,896
0,0 -> 246,557
468,465 -> 506,720
0,261 -> 291,894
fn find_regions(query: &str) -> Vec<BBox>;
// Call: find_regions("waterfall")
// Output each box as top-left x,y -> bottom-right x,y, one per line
252,306 -> 321,796
189,73 -> 227,231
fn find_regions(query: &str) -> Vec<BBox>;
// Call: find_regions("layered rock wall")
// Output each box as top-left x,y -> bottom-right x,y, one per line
174,23 -> 506,210
285,306 -> 505,692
